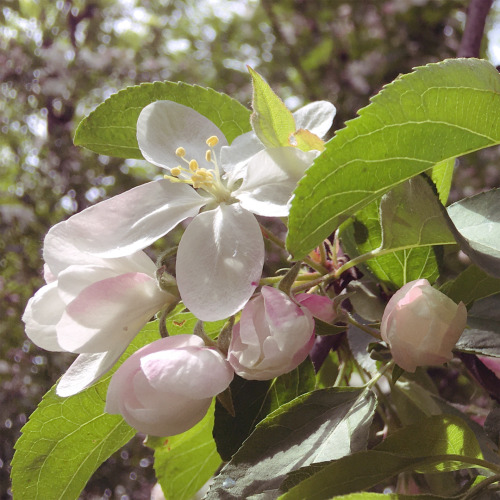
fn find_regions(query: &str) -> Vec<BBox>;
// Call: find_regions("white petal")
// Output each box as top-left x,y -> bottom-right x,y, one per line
293,101 -> 336,138
43,221 -> 105,277
220,132 -> 263,188
57,273 -> 170,353
56,349 -> 125,397
52,179 -> 206,258
176,205 -> 264,321
137,100 -> 228,173
22,281 -> 65,351
56,254 -> 158,304
44,222 -> 160,277
234,147 -> 318,217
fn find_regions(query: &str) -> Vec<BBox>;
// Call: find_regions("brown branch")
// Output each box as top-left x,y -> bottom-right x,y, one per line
458,0 -> 494,58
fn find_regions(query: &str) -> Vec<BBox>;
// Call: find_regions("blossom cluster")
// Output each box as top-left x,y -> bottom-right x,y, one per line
23,97 -> 340,435
23,90 -> 473,439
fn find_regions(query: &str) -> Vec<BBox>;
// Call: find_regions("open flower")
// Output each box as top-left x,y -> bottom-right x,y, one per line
22,221 -> 176,396
106,335 -> 234,436
381,279 -> 467,372
55,100 -> 335,321
227,286 -> 316,380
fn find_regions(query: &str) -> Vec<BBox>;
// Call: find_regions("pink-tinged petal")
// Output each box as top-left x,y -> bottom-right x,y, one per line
123,389 -> 211,437
234,147 -> 318,217
57,264 -> 122,303
106,334 -> 230,436
56,349 -> 126,397
52,180 -> 206,258
176,204 -> 264,321
106,335 -> 203,413
141,347 -> 233,399
57,272 -> 171,352
43,264 -> 56,284
22,281 -> 65,351
295,294 -> 336,323
137,100 -> 228,173
261,287 -> 306,331
380,278 -> 429,340
228,287 -> 315,381
478,356 -> 500,379
56,251 -> 158,304
293,101 -> 336,138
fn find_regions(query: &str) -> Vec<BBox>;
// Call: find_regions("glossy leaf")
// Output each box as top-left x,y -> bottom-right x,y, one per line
455,295 -> 500,358
165,304 -> 227,339
378,175 -> 455,252
74,82 -> 251,158
330,494 -> 448,500
11,325 -> 160,500
207,388 -> 377,499
340,199 -> 441,289
287,58 -> 500,259
213,358 -> 316,461
249,67 -> 296,148
147,402 -> 221,500
447,189 -> 500,278
280,415 -> 486,500
440,265 -> 500,306
430,157 -> 455,205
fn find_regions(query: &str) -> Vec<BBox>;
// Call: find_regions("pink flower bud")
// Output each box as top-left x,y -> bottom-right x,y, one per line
106,335 -> 234,436
478,356 -> 500,379
227,286 -> 315,380
381,279 -> 467,372
295,293 -> 336,323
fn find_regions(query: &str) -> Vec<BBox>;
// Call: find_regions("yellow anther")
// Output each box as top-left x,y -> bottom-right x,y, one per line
205,150 -> 212,162
206,136 -> 219,147
171,166 -> 182,176
189,159 -> 199,172
175,147 -> 186,157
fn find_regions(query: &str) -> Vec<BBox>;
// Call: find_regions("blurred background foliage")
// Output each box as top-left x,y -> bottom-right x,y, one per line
1,0 -> 499,497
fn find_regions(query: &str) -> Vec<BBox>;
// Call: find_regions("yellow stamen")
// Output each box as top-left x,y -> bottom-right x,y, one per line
175,147 -> 186,157
206,136 -> 219,147
189,159 -> 199,172
205,150 -> 212,162
171,166 -> 182,176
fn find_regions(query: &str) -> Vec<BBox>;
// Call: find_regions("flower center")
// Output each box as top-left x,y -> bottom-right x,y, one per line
164,135 -> 232,203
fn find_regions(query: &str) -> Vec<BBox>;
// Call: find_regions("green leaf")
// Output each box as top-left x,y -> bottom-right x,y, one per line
11,325 -> 160,500
392,379 -> 442,426
375,415 -> 483,466
447,189 -> 500,278
287,58 -> 500,259
430,157 -> 455,205
378,175 -> 455,252
165,303 -> 226,339
147,402 -> 221,500
249,67 -> 296,148
74,82 -> 251,158
279,415 -> 487,500
207,388 -> 377,499
213,358 -> 316,461
439,265 -> 500,306
330,494 -> 448,500
394,380 -> 500,465
455,295 -> 500,357
340,199 -> 441,289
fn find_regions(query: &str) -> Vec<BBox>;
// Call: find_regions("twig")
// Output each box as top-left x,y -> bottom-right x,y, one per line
458,0 -> 494,58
